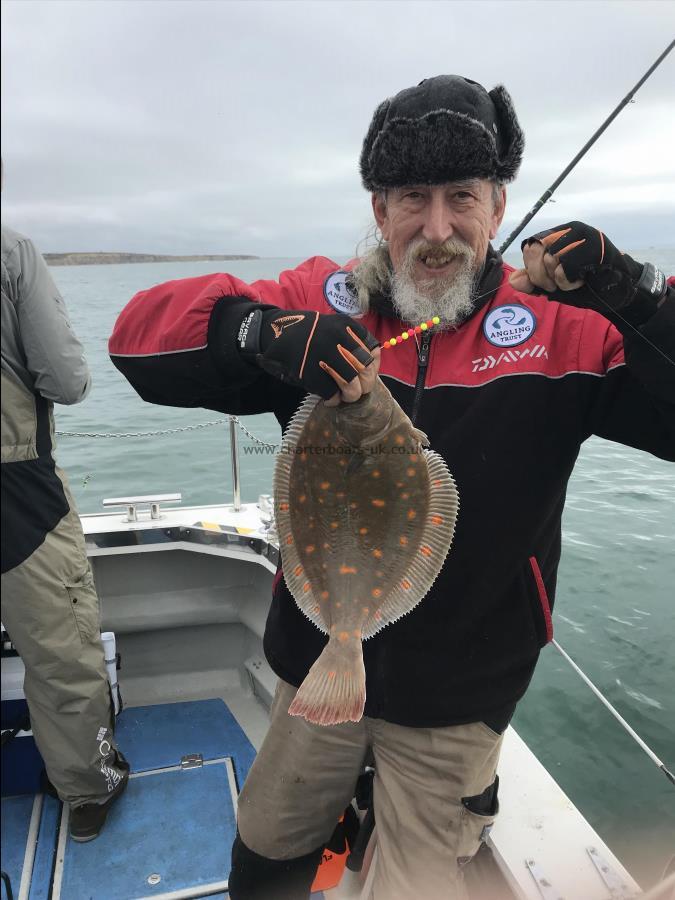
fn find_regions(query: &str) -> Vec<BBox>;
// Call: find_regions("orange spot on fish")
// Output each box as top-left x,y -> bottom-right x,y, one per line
431,515 -> 443,525
323,430 -> 331,438
318,497 -> 325,505
278,502 -> 289,511
373,549 -> 383,559
294,565 -> 303,576
372,499 -> 385,508
401,493 -> 409,500
372,470 -> 381,478
313,606 -> 320,613
298,495 -> 306,503
372,588 -> 382,598
376,570 -> 384,578
395,435 -> 405,445
336,601 -> 342,608
330,522 -> 339,530
396,482 -> 405,488
340,565 -> 357,575
401,578 -> 412,590
323,542 -> 330,550
432,479 -> 442,487
407,509 -> 417,520
303,582 -> 311,592
286,536 -> 294,545
399,536 -> 408,546
374,611 -> 382,621
328,671 -> 336,679
359,527 -> 368,535
320,481 -> 330,490
407,468 -> 416,478
338,459 -> 347,467
305,544 -> 315,553
336,492 -> 345,499
321,591 -> 329,600
350,502 -> 358,510
410,454 -> 418,462
338,631 -> 350,642
362,606 -> 370,614
420,546 -> 433,557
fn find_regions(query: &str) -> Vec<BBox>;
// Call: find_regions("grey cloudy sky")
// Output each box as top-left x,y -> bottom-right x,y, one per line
2,0 -> 674,259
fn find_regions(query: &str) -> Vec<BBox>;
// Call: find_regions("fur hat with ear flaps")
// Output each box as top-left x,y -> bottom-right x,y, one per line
359,75 -> 524,191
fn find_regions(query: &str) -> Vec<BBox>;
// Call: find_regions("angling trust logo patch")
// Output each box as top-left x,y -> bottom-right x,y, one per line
483,304 -> 536,347
323,271 -> 361,316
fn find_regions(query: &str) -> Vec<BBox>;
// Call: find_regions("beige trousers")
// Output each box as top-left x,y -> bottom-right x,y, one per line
1,477 -> 127,808
237,680 -> 503,900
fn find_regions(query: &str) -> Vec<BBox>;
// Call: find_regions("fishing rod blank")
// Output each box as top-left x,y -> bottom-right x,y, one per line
552,639 -> 675,787
499,40 -> 675,255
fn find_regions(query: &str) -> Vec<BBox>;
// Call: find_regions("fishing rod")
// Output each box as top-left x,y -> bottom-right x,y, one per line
552,639 -> 675,788
499,39 -> 674,255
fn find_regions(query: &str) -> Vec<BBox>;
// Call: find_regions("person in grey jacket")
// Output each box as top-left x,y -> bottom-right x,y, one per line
1,223 -> 129,842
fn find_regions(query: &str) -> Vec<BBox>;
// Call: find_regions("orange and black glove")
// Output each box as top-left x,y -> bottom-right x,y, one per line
523,222 -> 668,327
237,307 -> 379,398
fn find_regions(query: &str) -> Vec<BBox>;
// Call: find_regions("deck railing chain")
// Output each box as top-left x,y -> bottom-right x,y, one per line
56,416 -> 279,448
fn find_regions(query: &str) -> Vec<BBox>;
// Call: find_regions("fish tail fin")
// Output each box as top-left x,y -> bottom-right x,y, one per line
288,636 -> 365,726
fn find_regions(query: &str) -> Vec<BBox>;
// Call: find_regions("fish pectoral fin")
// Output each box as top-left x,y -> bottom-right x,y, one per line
346,452 -> 367,475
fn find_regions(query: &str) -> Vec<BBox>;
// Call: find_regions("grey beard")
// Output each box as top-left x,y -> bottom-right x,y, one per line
390,260 -> 477,327
351,240 -> 478,326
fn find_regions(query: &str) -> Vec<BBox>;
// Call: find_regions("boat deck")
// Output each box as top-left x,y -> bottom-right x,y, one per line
2,696 -> 324,900
1,500 -> 652,900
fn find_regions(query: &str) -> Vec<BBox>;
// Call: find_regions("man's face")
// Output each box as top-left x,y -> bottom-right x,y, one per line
373,179 -> 506,285
371,179 -> 506,324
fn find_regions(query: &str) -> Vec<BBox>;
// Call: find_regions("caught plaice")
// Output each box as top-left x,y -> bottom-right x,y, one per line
274,378 -> 458,726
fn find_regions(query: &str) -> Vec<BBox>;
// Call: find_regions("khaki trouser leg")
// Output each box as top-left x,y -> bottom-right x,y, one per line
237,679 -> 369,858
1,492 -> 126,808
237,680 -> 503,899
370,718 -> 503,900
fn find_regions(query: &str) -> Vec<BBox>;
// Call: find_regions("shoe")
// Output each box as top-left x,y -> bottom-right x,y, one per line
69,769 -> 129,843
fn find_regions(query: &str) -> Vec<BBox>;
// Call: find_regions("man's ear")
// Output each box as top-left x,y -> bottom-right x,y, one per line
372,192 -> 389,239
490,187 -> 506,240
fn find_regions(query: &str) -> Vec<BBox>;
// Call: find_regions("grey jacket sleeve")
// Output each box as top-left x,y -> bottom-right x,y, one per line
12,236 -> 91,404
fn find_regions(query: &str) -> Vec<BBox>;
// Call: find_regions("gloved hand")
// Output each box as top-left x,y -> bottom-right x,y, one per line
509,222 -> 668,326
237,307 -> 380,402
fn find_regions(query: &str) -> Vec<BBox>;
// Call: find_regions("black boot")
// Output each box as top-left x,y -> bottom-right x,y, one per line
229,831 -> 324,900
69,759 -> 130,843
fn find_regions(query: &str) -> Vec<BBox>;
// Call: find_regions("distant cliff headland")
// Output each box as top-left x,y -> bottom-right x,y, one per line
44,252 -> 259,267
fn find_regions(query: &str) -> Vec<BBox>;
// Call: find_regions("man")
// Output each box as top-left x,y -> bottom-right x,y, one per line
109,75 -> 674,898
1,222 -> 129,841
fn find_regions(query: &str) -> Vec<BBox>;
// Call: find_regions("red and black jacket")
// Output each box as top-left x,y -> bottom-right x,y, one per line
109,252 -> 675,728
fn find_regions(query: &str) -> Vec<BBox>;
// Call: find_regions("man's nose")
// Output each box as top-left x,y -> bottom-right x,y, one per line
421,194 -> 454,245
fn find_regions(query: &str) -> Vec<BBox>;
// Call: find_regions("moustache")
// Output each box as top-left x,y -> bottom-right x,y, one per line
406,237 -> 474,264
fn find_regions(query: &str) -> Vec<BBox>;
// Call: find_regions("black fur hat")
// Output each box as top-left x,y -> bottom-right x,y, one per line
360,75 -> 524,191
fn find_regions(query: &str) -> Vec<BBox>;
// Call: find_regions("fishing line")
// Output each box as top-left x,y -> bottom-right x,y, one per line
552,639 -> 675,788
586,284 -> 674,367
388,282 -> 673,368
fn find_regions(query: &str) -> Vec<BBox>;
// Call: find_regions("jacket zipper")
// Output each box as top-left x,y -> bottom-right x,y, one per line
411,332 -> 432,424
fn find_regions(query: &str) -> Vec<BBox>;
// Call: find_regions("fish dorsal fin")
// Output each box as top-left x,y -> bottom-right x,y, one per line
273,393 -> 326,633
361,449 -> 459,639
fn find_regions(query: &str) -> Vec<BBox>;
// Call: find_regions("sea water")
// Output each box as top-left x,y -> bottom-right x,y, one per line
49,252 -> 675,888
